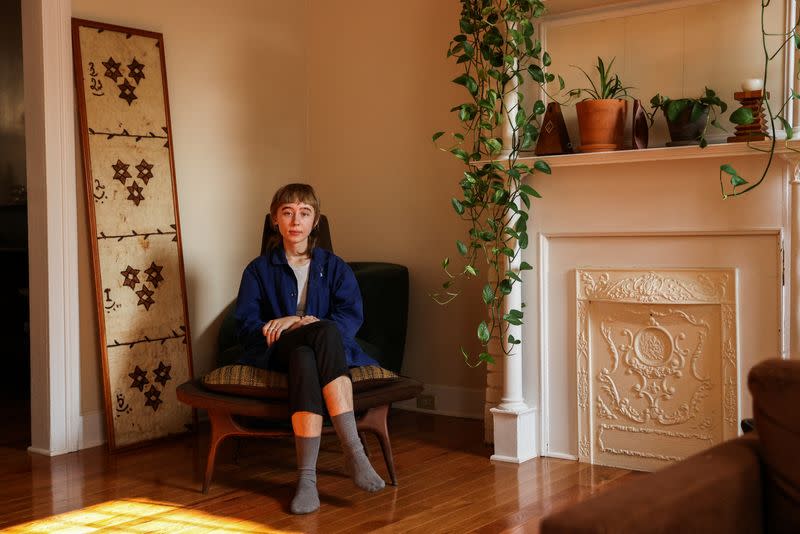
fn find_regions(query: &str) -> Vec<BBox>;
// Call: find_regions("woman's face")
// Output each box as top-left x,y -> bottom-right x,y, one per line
274,201 -> 315,250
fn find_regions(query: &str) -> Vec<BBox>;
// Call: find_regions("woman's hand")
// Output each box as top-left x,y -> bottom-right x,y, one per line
262,316 -> 302,346
262,315 -> 320,346
288,315 -> 319,331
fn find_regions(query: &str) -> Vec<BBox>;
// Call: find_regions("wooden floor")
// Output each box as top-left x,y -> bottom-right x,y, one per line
0,410 -> 640,533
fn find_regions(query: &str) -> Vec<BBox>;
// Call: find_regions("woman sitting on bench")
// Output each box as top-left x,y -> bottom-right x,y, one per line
234,183 -> 385,514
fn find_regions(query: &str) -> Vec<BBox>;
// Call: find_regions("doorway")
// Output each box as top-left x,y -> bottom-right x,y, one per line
0,0 -> 30,450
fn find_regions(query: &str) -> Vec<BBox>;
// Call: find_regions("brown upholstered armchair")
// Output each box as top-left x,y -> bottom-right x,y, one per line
540,359 -> 800,534
177,214 -> 423,493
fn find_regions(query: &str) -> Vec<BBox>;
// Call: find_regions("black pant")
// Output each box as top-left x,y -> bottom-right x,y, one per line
268,320 -> 350,415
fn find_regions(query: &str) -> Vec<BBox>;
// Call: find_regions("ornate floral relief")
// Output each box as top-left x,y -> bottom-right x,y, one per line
577,368 -> 589,411
721,304 -> 736,334
597,310 -> 712,427
576,268 -> 738,471
724,376 -> 738,426
579,270 -> 731,304
596,397 -> 617,420
597,424 -> 713,461
579,436 -> 591,459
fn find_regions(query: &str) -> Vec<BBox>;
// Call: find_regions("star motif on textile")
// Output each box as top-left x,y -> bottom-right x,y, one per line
153,361 -> 172,387
127,58 -> 145,85
135,284 -> 155,310
102,57 -> 122,82
117,78 -> 137,106
126,181 -> 144,206
128,365 -> 149,392
143,385 -> 162,412
135,159 -> 154,184
120,265 -> 141,289
145,262 -> 164,288
112,159 -> 131,184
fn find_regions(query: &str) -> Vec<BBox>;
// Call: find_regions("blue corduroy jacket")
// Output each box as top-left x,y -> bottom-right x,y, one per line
234,246 -> 378,368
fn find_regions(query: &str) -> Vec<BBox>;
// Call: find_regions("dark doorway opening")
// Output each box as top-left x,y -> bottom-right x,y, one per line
0,0 -> 30,450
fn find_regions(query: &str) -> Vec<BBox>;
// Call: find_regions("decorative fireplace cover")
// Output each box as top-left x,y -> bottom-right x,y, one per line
576,269 -> 739,471
72,19 -> 193,449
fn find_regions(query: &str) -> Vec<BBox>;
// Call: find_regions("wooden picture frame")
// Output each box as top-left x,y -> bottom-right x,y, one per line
72,19 -> 193,449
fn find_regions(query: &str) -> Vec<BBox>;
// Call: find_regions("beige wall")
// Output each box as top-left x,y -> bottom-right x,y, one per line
72,0 -> 310,414
306,0 -> 488,394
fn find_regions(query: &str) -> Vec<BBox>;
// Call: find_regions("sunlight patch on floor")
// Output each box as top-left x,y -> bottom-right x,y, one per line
1,498 -> 299,533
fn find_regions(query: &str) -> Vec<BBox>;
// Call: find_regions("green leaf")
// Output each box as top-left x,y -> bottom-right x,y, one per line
520,261 -> 533,271
503,314 -> 523,326
533,161 -> 551,175
528,64 -> 545,83
451,197 -> 465,215
534,100 -> 546,115
520,192 -> 530,209
730,107 -> 755,125
543,51 -> 551,67
515,107 -> 528,128
450,148 -> 469,162
778,116 -> 794,139
795,31 -> 800,49
485,138 -> 503,154
689,102 -> 704,123
518,232 -> 529,249
520,184 -> 541,197
456,240 -> 468,256
479,352 -> 495,364
666,99 -> 688,122
482,284 -> 494,304
499,279 -> 512,295
465,265 -> 478,276
720,164 -> 738,176
477,321 -> 490,343
441,257 -> 449,268
506,271 -> 522,282
432,131 -> 444,142
731,174 -> 748,187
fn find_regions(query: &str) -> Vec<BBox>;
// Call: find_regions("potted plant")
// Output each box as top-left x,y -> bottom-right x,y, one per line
569,57 -> 632,152
432,0 -> 555,366
650,88 -> 728,148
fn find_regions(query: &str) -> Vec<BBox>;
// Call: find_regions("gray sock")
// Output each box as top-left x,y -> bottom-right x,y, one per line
290,435 -> 320,514
331,411 -> 385,492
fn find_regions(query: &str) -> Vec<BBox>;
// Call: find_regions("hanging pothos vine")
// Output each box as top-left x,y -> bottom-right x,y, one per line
431,0 -> 557,367
720,0 -> 800,197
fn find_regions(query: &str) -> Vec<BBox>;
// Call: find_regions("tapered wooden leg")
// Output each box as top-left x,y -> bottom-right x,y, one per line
203,410 -> 241,494
359,431 -> 370,457
357,404 -> 397,486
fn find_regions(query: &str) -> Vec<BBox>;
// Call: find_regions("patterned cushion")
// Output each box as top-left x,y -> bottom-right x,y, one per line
202,364 -> 399,399
350,365 -> 400,392
203,365 -> 288,399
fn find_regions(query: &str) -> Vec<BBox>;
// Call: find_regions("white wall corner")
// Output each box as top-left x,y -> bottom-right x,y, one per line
490,406 -> 538,463
22,0 -> 81,456
79,410 -> 107,450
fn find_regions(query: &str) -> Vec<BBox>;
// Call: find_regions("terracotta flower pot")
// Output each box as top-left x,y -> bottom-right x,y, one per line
575,99 -> 627,152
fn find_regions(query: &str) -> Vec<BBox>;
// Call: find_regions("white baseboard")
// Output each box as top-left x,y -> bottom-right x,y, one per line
393,383 -> 484,420
545,451 -> 578,461
78,410 -> 106,449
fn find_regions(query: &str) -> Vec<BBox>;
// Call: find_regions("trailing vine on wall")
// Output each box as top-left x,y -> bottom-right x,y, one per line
431,0 -> 557,366
720,0 -> 800,197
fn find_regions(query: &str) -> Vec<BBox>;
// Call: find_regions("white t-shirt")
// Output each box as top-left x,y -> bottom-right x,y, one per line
290,262 -> 310,316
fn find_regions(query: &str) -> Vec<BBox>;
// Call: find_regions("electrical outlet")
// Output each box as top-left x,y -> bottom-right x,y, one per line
416,394 -> 436,410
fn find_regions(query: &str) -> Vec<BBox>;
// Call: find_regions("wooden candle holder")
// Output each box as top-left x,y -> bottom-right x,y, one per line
728,90 -> 769,143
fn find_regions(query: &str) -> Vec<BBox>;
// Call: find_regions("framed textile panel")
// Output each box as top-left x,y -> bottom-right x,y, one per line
72,19 -> 193,449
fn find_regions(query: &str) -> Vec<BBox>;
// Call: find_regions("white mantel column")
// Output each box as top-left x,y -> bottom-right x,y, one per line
789,159 -> 800,360
489,198 -> 538,463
